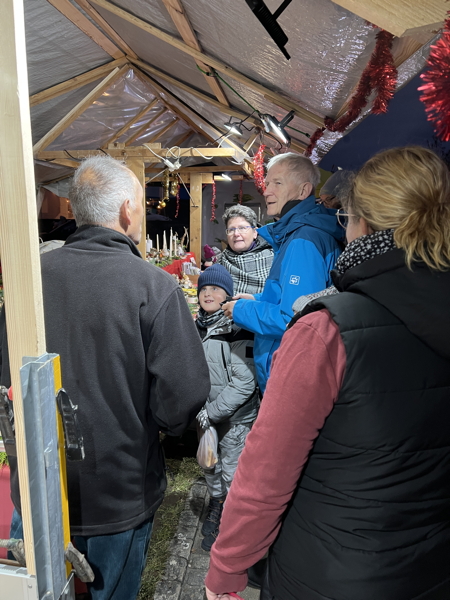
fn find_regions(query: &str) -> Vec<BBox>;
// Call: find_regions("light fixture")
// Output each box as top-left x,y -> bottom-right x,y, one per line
245,0 -> 292,60
224,119 -> 243,136
221,173 -> 232,181
259,110 -> 294,146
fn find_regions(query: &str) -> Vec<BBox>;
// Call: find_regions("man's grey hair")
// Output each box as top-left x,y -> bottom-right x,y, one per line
222,205 -> 258,228
70,155 -> 139,227
267,152 -> 321,190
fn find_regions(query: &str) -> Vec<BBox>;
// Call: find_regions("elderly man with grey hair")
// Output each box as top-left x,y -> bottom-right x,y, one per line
222,152 -> 344,394
3,155 -> 210,600
217,205 -> 273,295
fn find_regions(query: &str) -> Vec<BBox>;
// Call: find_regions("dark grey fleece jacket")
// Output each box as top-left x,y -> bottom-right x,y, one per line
3,225 -> 210,536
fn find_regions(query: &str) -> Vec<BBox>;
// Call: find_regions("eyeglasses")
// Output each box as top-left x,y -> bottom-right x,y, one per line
225,225 -> 255,236
336,208 -> 356,229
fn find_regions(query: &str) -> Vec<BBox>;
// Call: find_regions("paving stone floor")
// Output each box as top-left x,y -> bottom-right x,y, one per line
154,478 -> 260,600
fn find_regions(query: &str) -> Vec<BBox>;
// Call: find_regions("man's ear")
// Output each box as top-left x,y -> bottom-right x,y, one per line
118,199 -> 132,232
298,182 -> 313,200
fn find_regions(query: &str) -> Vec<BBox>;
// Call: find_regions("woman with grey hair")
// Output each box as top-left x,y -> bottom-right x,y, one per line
217,205 -> 273,295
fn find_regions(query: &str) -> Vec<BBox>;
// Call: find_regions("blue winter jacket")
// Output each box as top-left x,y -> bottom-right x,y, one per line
232,196 -> 344,392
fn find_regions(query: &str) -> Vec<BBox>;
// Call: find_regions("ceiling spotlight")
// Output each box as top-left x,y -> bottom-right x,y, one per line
221,173 -> 232,181
259,110 -> 294,146
224,119 -> 243,136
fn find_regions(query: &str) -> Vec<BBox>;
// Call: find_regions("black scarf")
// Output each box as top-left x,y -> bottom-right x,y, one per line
335,229 -> 396,275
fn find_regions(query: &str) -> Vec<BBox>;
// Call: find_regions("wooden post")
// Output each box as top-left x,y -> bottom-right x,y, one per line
190,173 -> 203,265
0,0 -> 48,576
126,158 -> 147,258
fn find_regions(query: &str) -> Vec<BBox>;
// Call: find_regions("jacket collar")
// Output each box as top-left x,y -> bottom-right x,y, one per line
64,225 -> 142,258
258,196 -> 344,250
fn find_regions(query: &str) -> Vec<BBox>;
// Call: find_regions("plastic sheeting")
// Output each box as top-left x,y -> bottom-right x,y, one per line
311,35 -> 437,163
25,0 -> 434,169
93,3 -> 210,94
25,0 -> 110,95
47,68 -> 157,150
181,0 -> 373,117
31,80 -> 101,145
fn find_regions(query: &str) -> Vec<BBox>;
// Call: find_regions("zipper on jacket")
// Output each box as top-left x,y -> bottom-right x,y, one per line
220,345 -> 231,382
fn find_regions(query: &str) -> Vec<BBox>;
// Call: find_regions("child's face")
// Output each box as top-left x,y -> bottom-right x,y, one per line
199,285 -> 227,315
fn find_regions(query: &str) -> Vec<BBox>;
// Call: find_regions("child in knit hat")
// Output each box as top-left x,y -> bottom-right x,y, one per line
196,264 -> 259,551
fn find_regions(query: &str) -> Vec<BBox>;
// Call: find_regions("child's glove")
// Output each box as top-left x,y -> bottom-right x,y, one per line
197,406 -> 211,430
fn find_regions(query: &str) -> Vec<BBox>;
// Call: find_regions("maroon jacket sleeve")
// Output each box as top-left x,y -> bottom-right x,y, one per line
205,309 -> 346,594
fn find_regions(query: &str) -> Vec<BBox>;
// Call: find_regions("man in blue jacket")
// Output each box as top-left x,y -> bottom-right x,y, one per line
223,153 -> 344,393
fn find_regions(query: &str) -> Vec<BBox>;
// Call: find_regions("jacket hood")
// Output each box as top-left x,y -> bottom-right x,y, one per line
258,196 -> 344,250
64,225 -> 142,258
334,248 -> 450,361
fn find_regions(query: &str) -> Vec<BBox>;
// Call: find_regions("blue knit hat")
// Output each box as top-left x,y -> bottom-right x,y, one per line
197,264 -> 233,297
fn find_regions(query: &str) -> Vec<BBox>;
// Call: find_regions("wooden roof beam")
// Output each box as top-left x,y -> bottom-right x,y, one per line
146,165 -> 244,173
29,57 -> 127,107
33,65 -> 129,156
72,0 -> 138,58
45,0 -> 124,58
330,0 -> 445,41
160,0 -> 229,107
129,56 -> 259,126
125,107 -> 167,146
89,0 -> 323,127
102,98 -> 159,147
132,66 -> 249,159
143,117 -> 179,145
37,147 -> 239,160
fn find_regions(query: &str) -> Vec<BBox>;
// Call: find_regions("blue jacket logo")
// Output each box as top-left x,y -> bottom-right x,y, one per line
289,275 -> 300,285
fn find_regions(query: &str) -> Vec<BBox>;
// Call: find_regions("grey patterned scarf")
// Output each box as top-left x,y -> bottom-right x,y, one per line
217,236 -> 273,295
196,308 -> 230,333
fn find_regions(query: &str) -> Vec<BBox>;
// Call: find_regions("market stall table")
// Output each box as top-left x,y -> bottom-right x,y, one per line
161,253 -> 197,277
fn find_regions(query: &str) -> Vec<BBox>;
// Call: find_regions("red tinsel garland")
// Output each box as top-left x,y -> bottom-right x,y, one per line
210,180 -> 217,221
419,12 -> 450,141
174,183 -> 180,218
253,144 -> 266,195
238,179 -> 243,204
306,30 -> 397,156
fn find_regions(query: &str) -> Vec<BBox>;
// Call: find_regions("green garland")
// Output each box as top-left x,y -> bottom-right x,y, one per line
0,451 -> 8,467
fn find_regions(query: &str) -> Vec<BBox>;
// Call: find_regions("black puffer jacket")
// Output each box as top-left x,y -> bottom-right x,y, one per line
268,249 -> 450,600
2,226 -> 210,536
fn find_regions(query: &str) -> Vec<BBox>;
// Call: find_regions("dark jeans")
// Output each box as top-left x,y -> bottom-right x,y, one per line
9,508 -> 153,600
74,518 -> 153,600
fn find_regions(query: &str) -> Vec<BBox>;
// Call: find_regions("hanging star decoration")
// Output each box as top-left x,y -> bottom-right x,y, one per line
210,180 -> 217,222
419,13 -> 450,141
306,29 -> 397,156
253,144 -> 266,195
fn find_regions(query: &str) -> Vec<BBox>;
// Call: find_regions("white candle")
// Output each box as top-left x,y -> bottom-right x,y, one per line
157,234 -> 160,252
258,206 -> 261,223
163,230 -> 167,250
170,228 -> 173,256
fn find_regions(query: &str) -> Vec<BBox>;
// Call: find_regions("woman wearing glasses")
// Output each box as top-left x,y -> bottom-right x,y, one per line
205,146 -> 450,600
217,205 -> 273,295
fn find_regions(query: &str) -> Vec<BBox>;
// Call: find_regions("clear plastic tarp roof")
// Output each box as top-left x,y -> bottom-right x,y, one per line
24,0 -> 437,182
